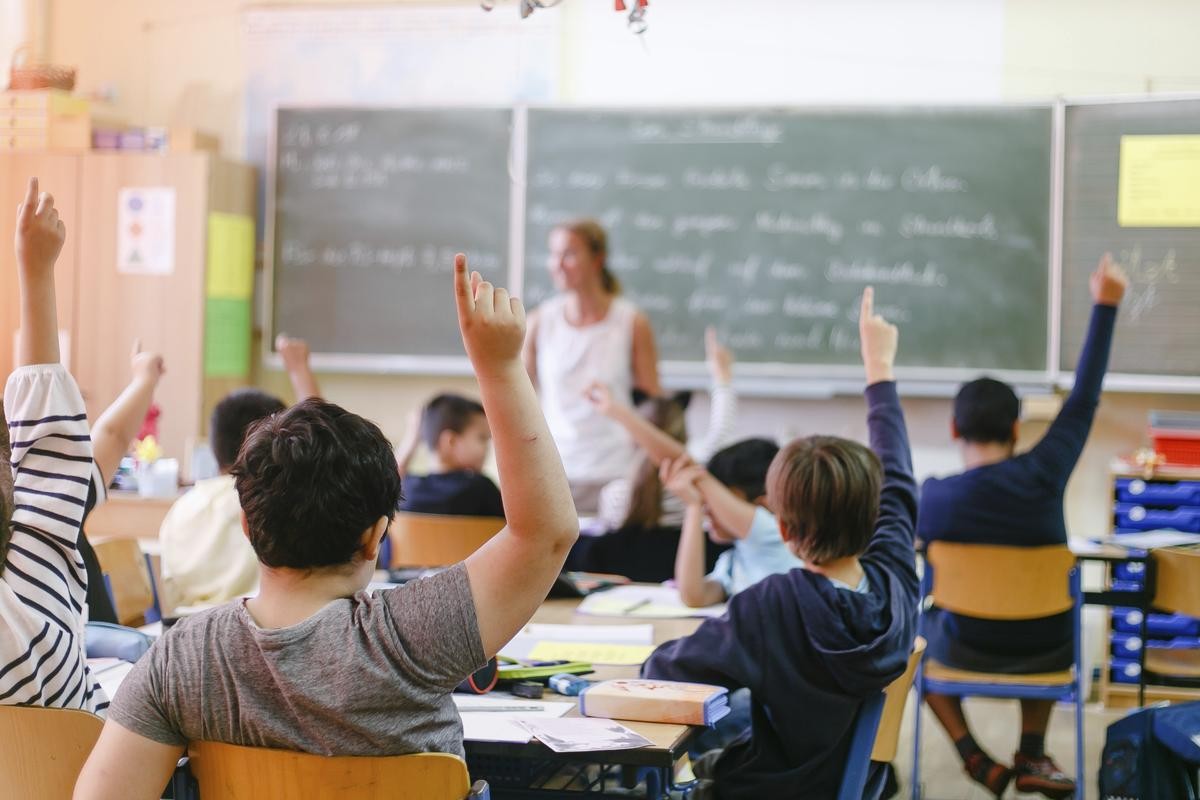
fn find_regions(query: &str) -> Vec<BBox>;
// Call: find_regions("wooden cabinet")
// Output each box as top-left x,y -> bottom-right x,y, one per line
0,152 -> 255,475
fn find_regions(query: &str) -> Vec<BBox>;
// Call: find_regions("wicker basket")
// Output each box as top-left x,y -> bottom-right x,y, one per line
9,46 -> 76,91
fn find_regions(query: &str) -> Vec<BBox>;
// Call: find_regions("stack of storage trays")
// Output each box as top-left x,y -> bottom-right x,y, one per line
1110,475 -> 1200,688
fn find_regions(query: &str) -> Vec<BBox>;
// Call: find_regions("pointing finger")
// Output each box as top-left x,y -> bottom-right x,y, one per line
453,253 -> 475,315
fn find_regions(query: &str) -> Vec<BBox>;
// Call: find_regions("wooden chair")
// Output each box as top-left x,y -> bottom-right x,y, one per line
388,513 -> 505,568
837,637 -> 927,800
911,543 -> 1083,800
91,536 -> 156,626
183,742 -> 490,799
0,705 -> 103,798
1147,545 -> 1200,677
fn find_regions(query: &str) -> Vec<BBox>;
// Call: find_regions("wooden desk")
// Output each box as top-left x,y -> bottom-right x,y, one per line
85,490 -> 178,540
464,597 -> 705,796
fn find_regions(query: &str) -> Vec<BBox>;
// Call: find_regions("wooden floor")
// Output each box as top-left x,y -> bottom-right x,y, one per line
896,695 -> 1124,800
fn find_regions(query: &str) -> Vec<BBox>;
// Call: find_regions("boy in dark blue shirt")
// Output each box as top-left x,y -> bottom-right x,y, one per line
918,254 -> 1127,799
642,288 -> 919,799
397,394 -> 504,518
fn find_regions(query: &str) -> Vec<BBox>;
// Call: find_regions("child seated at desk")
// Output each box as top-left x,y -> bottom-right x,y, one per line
74,255 -> 579,800
394,393 -> 504,518
1,177 -> 106,712
642,288 -> 919,800
158,337 -> 318,610
917,254 -> 1127,799
660,437 -> 804,608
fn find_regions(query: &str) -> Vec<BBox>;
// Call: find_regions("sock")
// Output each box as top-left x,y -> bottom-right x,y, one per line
1019,732 -> 1045,759
955,733 -> 984,762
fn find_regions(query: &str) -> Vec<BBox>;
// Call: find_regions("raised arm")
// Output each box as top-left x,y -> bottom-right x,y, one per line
16,178 -> 63,367
693,470 -> 757,542
393,407 -> 422,479
690,327 -> 737,464
859,288 -> 918,557
662,456 -> 728,607
631,310 -> 662,397
275,335 -> 321,402
585,382 -> 686,465
92,343 -> 165,482
457,255 -> 577,657
1028,254 -> 1126,483
521,309 -> 540,387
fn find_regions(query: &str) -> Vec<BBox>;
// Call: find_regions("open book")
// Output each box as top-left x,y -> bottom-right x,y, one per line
578,678 -> 731,727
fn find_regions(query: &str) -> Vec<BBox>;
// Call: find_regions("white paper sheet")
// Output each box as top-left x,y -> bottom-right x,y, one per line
519,717 -> 652,753
453,693 -> 574,743
575,585 -> 726,619
1104,530 -> 1200,549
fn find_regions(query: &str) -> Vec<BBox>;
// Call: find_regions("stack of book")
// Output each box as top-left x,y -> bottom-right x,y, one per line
578,678 -> 731,726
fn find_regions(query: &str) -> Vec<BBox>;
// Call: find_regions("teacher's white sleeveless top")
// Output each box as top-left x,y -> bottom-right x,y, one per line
535,294 -> 639,484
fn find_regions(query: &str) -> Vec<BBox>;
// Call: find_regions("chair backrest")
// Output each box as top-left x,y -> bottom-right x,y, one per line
1154,546 -> 1200,618
871,636 -> 927,763
91,536 -> 156,626
187,741 -> 472,800
0,705 -> 104,798
836,693 -> 887,800
388,513 -> 506,568
926,542 -> 1076,620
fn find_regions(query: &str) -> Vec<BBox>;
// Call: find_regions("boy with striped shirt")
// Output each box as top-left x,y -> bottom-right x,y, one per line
0,177 -> 104,713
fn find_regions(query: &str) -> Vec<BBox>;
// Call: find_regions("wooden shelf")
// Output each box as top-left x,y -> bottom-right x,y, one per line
1100,681 -> 1200,709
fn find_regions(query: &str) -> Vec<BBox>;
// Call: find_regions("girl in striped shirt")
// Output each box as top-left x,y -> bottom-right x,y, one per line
0,177 -> 105,713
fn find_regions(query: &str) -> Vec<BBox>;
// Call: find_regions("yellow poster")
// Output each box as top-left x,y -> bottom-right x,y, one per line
206,213 -> 256,299
1118,135 -> 1200,227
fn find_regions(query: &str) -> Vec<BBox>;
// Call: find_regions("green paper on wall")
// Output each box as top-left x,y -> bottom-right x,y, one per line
207,213 -> 255,300
205,298 -> 251,377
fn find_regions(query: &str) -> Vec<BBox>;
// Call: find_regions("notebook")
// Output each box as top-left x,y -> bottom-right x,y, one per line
578,678 -> 731,727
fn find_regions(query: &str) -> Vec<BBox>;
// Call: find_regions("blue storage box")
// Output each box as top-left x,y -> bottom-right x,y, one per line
1112,632 -> 1143,655
1113,561 -> 1147,583
1147,636 -> 1200,652
1112,608 -> 1200,637
1116,478 -> 1200,507
1111,579 -> 1144,594
1111,658 -> 1143,684
1113,504 -> 1200,533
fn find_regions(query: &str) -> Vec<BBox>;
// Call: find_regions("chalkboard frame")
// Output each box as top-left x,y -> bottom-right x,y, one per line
1057,93 -> 1200,394
262,99 -> 1199,395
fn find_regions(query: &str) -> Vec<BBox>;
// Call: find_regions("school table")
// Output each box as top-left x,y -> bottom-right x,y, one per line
463,597 -> 705,799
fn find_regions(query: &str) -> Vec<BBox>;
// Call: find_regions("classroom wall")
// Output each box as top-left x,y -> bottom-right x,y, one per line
20,0 -> 1200,535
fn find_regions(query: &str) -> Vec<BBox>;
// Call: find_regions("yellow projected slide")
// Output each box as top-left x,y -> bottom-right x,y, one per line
1118,135 -> 1200,227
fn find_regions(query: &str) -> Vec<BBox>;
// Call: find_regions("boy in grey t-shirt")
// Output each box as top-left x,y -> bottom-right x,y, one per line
76,256 -> 580,799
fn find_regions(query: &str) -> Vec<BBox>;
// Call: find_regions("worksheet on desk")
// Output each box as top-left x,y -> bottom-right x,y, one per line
575,585 -> 727,619
453,694 -> 574,744
500,623 -> 656,665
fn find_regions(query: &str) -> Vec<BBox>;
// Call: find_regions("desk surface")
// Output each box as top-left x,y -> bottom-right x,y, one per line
465,597 -> 704,768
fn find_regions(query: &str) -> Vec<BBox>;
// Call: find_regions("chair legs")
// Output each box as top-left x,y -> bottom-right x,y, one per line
1073,692 -> 1085,800
910,670 -> 923,800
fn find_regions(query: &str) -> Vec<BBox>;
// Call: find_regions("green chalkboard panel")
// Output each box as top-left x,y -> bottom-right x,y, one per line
269,107 -> 512,360
523,107 -> 1052,376
1062,98 -> 1200,381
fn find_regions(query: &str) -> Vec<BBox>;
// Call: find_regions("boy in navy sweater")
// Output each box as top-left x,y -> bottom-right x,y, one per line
642,288 -> 919,799
918,254 -> 1127,799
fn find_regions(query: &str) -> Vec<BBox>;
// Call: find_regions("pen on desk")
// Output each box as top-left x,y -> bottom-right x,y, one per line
621,598 -> 651,614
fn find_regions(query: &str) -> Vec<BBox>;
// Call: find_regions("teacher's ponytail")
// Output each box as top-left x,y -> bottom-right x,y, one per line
559,218 -> 621,295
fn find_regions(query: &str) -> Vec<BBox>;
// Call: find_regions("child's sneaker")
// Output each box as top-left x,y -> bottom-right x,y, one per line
1012,752 -> 1075,799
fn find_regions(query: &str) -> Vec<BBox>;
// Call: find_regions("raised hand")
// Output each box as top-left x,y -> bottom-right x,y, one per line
454,253 -> 526,376
859,286 -> 899,386
659,453 -> 705,507
275,334 -> 311,373
15,177 -> 66,276
130,340 -> 166,385
704,326 -> 733,386
583,381 -> 617,416
1090,252 -> 1128,307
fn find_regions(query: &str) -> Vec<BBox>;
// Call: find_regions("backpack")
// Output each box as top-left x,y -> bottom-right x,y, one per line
1099,701 -> 1200,800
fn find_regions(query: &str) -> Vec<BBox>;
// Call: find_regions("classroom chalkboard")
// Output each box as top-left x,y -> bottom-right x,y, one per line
1061,98 -> 1200,382
269,107 -> 512,361
522,108 -> 1053,377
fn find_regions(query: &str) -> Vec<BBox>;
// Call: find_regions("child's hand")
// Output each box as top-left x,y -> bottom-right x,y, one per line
275,334 -> 311,372
660,454 -> 705,507
704,326 -> 733,386
15,178 -> 66,277
583,382 -> 618,416
1090,252 -> 1128,307
130,340 -> 166,386
859,286 -> 898,385
454,253 -> 525,377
